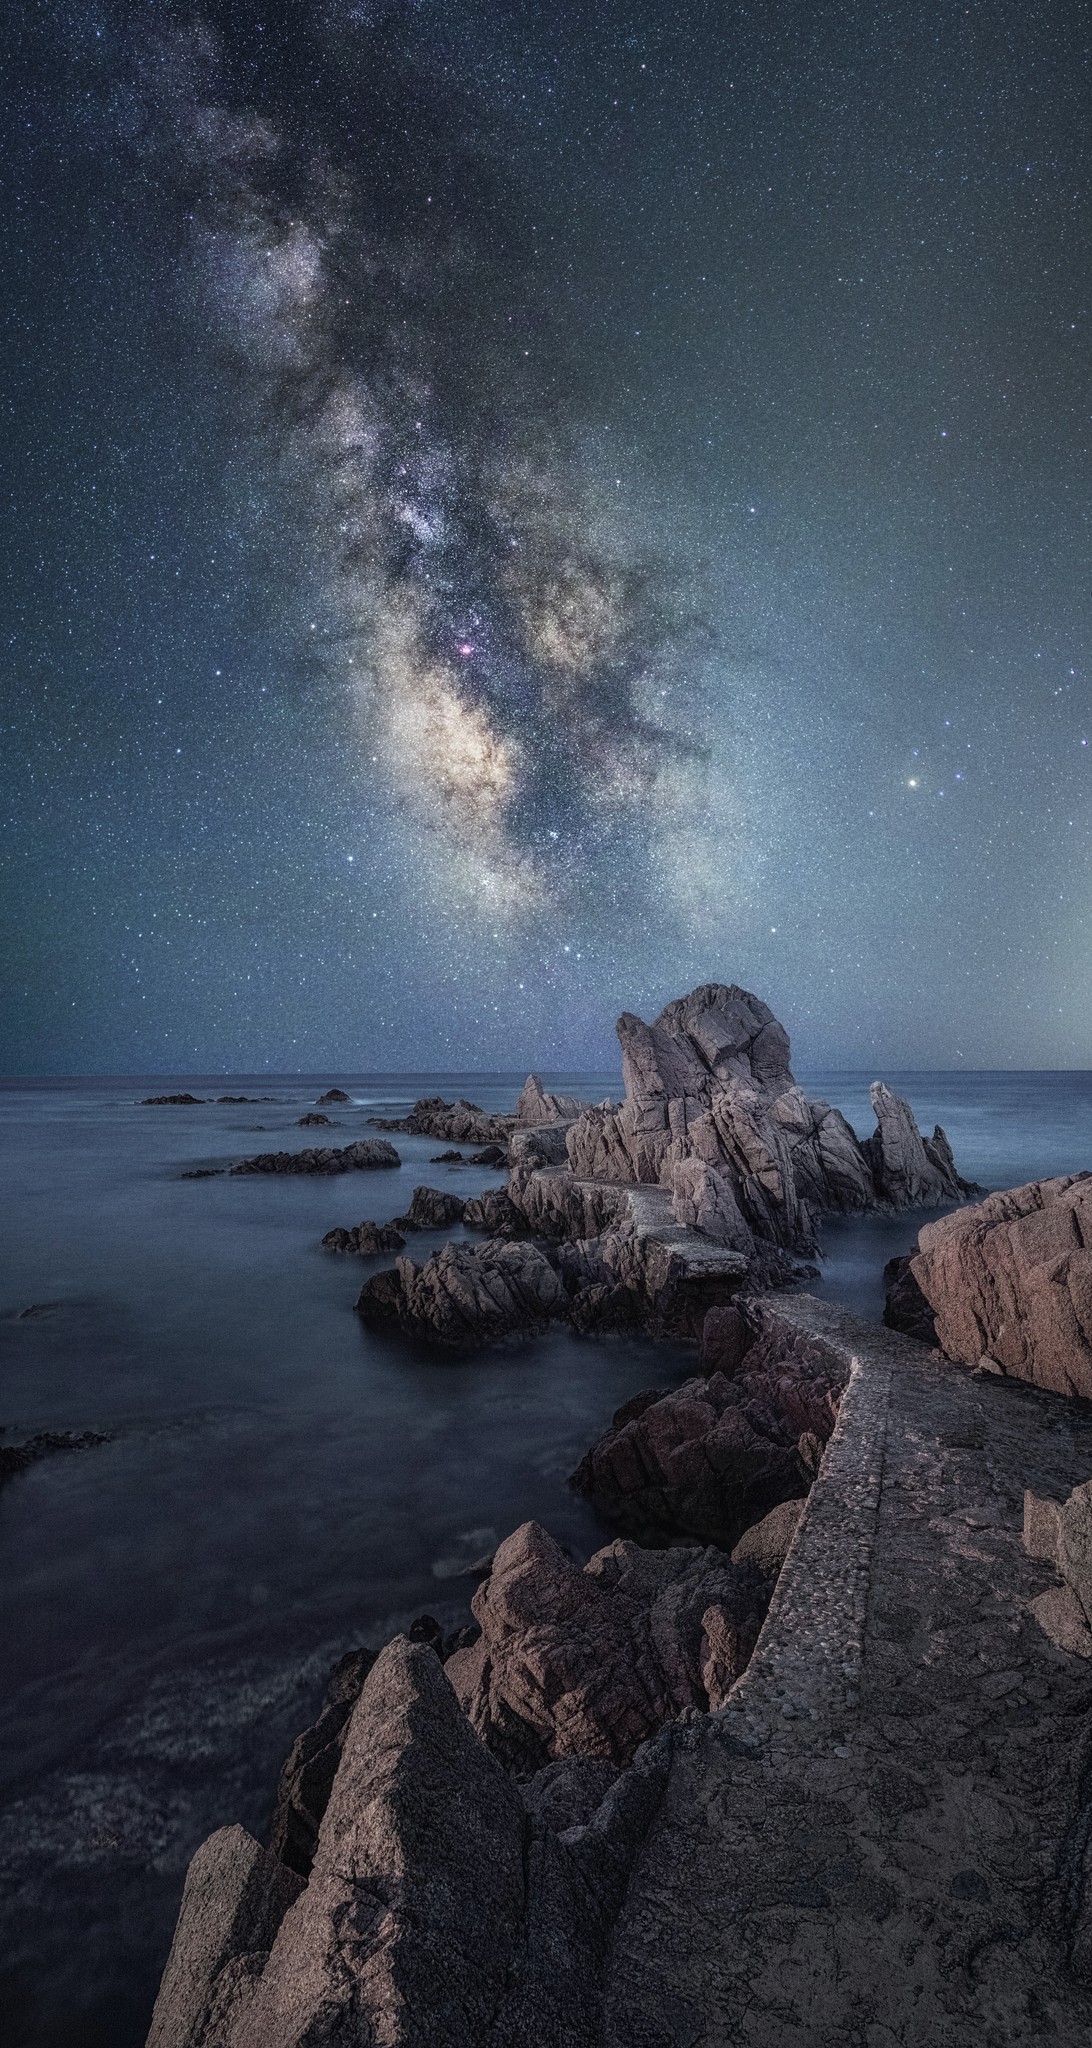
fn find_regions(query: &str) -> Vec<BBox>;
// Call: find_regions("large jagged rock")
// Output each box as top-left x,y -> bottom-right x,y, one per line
356,1239 -> 567,1348
508,1164 -> 630,1241
370,1096 -> 514,1146
670,1157 -> 755,1253
570,1373 -> 805,1549
230,1139 -> 399,1176
514,1074 -> 593,1126
446,1521 -> 770,1769
149,1638 -> 672,2048
771,1086 -> 878,1213
867,1081 -> 977,1207
146,1825 -> 305,2048
560,986 -> 975,1248
461,1185 -> 526,1236
910,1174 -> 1092,1396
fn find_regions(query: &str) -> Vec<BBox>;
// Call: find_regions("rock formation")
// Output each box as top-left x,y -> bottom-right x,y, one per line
370,1096 -> 514,1146
570,1296 -> 843,1548
295,1112 -> 332,1128
316,1088 -> 349,1104
321,1220 -> 406,1255
0,1427 -> 110,1483
141,1093 -> 206,1105
908,1173 -> 1092,1396
149,1635 -> 671,2048
881,1251 -> 938,1344
356,1240 -> 568,1347
445,1520 -> 771,1769
514,1074 -> 594,1126
230,1139 -> 399,1176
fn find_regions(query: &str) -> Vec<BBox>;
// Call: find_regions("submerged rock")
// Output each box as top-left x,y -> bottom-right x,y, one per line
295,1112 -> 332,1128
141,1092 -> 206,1105
230,1139 -> 399,1176
910,1174 -> 1092,1396
446,1520 -> 770,1769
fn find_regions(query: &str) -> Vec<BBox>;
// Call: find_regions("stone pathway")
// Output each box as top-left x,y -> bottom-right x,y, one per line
604,1294 -> 1092,2046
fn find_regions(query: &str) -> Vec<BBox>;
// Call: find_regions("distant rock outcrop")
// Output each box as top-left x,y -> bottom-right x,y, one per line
909,1174 -> 1092,1396
230,1139 -> 399,1176
316,1088 -> 350,1104
321,1220 -> 406,1255
370,1096 -> 514,1146
513,1074 -> 594,1126
141,1092 -> 206,1105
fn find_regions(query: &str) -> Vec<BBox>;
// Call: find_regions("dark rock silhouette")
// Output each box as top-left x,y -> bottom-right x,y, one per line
141,1092 -> 206,1105
316,1088 -> 350,1104
321,1220 -> 406,1255
230,1139 -> 399,1176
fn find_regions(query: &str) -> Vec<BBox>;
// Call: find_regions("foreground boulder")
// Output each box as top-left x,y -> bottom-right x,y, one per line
356,1240 -> 567,1347
231,1139 -> 399,1176
909,1174 -> 1092,1396
150,1637 -> 657,2048
446,1521 -> 770,1769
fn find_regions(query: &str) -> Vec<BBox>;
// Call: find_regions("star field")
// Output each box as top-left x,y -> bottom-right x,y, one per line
1,0 -> 1090,1071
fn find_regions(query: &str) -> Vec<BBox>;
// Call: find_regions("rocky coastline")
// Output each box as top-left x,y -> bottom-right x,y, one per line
147,982 -> 1092,2047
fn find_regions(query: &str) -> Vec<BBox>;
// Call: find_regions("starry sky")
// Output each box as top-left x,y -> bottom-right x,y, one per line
2,0 -> 1089,1073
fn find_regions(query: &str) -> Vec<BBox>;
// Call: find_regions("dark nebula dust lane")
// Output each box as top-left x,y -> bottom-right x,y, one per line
2,0 -> 1090,1069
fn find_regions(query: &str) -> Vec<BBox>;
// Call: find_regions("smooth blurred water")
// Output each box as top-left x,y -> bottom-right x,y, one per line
2,1067 -> 1091,2044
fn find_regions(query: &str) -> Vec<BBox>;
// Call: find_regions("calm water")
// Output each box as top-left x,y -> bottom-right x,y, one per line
2,1068 -> 1092,2044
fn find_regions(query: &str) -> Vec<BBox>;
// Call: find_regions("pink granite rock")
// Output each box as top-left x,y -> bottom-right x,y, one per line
911,1174 -> 1092,1396
446,1521 -> 769,1768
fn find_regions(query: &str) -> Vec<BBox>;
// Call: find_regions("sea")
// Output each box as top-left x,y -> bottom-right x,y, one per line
3,1069 -> 1092,2045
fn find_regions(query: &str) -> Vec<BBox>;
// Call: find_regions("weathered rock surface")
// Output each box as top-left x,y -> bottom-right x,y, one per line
446,1521 -> 770,1769
321,1219 -> 406,1255
572,1296 -> 846,1547
370,1095 -> 514,1146
393,1184 -> 467,1230
910,1174 -> 1092,1395
730,1497 -> 804,1573
230,1138 -> 399,1176
150,1636 -> 673,2048
461,1185 -> 525,1236
356,1239 -> 567,1347
146,1824 -> 305,2048
556,985 -> 974,1281
867,1079 -> 977,1206
514,1074 -> 593,1126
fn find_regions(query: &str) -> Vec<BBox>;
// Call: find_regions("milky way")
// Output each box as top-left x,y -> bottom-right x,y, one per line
127,6 -> 710,930
2,0 -> 1090,1069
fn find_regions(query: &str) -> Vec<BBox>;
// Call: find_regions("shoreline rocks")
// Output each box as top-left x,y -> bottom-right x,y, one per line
357,1240 -> 567,1347
0,1427 -> 111,1482
907,1173 -> 1092,1396
369,1095 -> 515,1146
230,1139 -> 400,1177
321,1220 -> 406,1255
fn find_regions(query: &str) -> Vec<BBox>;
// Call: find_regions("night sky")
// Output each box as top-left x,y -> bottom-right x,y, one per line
2,0 -> 1089,1073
